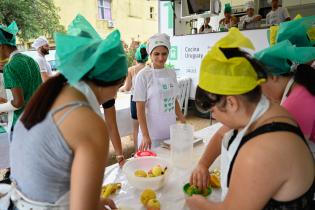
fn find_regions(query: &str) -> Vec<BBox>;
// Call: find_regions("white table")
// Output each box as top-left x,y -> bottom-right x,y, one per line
103,123 -> 223,210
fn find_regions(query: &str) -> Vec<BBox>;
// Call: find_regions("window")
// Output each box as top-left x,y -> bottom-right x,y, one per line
98,0 -> 111,20
149,6 -> 154,19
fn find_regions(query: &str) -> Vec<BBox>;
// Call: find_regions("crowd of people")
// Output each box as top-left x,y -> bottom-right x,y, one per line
199,0 -> 291,33
0,4 -> 314,210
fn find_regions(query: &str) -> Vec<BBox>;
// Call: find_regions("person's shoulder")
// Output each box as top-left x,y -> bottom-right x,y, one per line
266,10 -> 272,16
285,85 -> 315,106
278,7 -> 286,11
166,68 -> 177,79
137,65 -> 153,77
67,104 -> 107,134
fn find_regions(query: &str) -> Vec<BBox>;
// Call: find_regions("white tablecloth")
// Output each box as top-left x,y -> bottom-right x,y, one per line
103,123 -> 223,210
0,133 -> 9,169
114,92 -> 132,137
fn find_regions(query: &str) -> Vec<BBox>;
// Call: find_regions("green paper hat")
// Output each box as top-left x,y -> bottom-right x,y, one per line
134,44 -> 148,63
55,14 -> 127,85
224,3 -> 232,13
276,16 -> 315,47
0,21 -> 18,46
255,40 -> 315,76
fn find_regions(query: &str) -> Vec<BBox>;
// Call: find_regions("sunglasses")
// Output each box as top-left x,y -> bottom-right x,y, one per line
195,86 -> 222,112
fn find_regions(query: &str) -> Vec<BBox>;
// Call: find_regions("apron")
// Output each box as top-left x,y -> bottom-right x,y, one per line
0,182 -> 69,210
138,68 -> 177,148
280,77 -> 294,105
220,95 -> 270,200
0,81 -> 104,210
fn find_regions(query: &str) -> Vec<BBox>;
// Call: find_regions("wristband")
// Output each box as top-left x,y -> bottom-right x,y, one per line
0,101 -> 18,112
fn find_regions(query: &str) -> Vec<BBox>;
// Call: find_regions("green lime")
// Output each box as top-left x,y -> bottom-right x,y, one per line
183,183 -> 212,197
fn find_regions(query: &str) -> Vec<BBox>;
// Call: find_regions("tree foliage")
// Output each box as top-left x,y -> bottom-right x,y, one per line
0,0 -> 64,43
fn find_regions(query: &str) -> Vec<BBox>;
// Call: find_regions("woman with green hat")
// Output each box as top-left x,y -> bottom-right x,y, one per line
255,40 -> 315,156
120,44 -> 148,150
6,15 -> 127,209
219,3 -> 238,31
187,28 -> 314,210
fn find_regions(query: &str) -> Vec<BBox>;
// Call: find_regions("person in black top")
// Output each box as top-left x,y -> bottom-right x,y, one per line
199,17 -> 212,33
187,29 -> 314,210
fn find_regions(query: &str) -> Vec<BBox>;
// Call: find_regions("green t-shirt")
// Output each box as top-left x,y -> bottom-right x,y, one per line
3,53 -> 42,127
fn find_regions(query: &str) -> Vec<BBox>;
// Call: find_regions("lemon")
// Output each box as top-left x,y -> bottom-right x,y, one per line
134,170 -> 147,177
152,165 -> 163,177
140,189 -> 156,205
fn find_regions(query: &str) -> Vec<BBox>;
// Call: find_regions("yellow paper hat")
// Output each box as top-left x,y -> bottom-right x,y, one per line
199,28 -> 265,95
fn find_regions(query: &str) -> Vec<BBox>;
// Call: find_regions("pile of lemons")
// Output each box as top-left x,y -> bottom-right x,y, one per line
134,165 -> 167,178
140,189 -> 160,210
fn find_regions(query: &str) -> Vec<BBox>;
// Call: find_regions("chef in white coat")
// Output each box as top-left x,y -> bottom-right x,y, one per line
133,33 -> 186,151
238,1 -> 262,30
266,0 -> 291,25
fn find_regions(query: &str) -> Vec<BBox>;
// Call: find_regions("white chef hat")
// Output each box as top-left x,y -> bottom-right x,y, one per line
146,33 -> 170,55
32,36 -> 49,50
246,1 -> 255,9
267,0 -> 281,4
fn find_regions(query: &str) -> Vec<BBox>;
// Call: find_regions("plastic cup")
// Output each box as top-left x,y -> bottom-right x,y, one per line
170,124 -> 194,169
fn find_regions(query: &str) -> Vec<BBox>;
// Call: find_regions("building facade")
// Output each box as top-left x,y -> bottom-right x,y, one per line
53,0 -> 159,45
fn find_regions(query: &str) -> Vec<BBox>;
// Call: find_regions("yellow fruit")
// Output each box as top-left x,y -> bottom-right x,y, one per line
152,166 -> 163,177
147,171 -> 155,177
101,183 -> 122,198
101,184 -> 114,198
146,198 -> 161,210
135,170 -> 147,177
209,173 -> 221,188
140,189 -> 156,205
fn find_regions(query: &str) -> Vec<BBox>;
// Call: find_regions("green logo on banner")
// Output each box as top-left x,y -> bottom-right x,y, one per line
169,46 -> 178,60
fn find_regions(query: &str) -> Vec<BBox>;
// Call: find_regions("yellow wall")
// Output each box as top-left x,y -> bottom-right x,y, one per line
54,0 -> 158,45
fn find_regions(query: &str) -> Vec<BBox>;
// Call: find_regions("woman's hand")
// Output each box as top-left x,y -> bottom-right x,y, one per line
139,136 -> 152,151
100,198 -> 117,210
118,158 -> 126,168
186,195 -> 210,210
190,163 -> 210,190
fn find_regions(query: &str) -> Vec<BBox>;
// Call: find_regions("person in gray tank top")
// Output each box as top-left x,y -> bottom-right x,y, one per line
9,15 -> 127,210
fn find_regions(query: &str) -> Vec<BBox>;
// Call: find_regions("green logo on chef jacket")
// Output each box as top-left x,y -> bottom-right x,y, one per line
169,46 -> 178,61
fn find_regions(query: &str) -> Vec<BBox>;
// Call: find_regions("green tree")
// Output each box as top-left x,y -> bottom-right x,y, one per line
0,0 -> 64,43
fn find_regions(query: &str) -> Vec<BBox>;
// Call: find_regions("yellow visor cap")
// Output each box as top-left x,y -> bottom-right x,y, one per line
199,28 -> 265,95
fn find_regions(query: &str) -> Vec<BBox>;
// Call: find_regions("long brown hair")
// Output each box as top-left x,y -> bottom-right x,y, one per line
21,74 -> 125,129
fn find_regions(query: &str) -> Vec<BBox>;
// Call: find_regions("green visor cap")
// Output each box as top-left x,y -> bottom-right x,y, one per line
255,40 -> 315,76
276,16 -> 315,47
224,3 -> 232,13
55,15 -> 127,85
135,44 -> 148,63
0,21 -> 18,46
